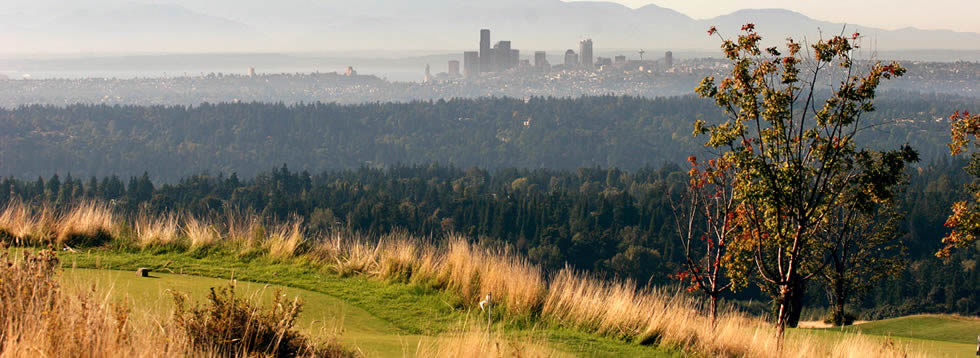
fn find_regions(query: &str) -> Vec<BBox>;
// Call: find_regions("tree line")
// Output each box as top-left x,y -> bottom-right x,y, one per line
0,93 -> 973,182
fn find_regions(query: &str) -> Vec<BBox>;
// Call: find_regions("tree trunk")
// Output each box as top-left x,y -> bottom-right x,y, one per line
786,280 -> 807,328
831,278 -> 847,326
709,295 -> 718,328
775,284 -> 791,339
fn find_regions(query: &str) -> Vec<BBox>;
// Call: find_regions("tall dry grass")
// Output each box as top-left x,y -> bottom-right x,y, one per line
135,212 -> 179,247
0,249 -> 195,357
0,200 -> 926,357
267,219 -> 305,260
0,200 -> 56,244
184,216 -> 219,249
416,328 -> 570,358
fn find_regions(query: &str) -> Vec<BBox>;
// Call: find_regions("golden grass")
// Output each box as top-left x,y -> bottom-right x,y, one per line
135,212 -> 179,247
0,200 -> 928,358
184,216 -> 219,249
55,201 -> 117,246
416,328 -> 570,358
267,219 -> 305,260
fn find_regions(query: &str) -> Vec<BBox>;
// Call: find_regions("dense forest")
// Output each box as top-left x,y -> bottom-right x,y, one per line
1,92 -> 975,181
1,162 -> 975,318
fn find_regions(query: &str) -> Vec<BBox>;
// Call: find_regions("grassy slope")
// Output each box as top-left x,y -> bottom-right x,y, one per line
59,248 -> 679,357
797,315 -> 980,358
63,268 -> 422,358
838,315 -> 979,344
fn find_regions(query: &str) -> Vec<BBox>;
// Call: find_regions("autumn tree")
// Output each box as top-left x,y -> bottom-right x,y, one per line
671,156 -> 736,326
941,111 -> 980,258
694,24 -> 917,338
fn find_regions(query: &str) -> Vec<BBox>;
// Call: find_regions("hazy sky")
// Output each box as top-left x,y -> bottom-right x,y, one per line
592,0 -> 980,33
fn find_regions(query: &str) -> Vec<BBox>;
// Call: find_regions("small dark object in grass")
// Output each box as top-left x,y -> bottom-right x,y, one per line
137,268 -> 151,277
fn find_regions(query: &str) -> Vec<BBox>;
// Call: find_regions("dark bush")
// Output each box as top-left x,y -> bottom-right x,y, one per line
172,284 -> 355,357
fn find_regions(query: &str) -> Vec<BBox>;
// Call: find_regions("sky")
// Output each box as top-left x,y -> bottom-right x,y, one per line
591,0 -> 980,33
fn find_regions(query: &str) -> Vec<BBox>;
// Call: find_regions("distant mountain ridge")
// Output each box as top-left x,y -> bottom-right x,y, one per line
3,0 -> 979,54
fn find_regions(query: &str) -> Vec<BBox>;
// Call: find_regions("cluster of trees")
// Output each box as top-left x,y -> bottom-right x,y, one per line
0,92 -> 974,181
0,162 -> 975,319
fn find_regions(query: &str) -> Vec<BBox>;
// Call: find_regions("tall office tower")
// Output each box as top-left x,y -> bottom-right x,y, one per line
579,39 -> 593,68
480,29 -> 491,72
463,51 -> 479,78
247,67 -> 256,77
564,49 -> 578,67
664,51 -> 674,68
448,60 -> 460,77
510,49 -> 519,69
534,51 -> 547,68
494,41 -> 512,71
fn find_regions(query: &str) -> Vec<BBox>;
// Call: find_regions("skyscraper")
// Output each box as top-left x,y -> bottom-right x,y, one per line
564,50 -> 578,67
480,29 -> 491,73
463,51 -> 479,78
534,51 -> 547,68
494,41 -> 512,71
664,51 -> 674,68
579,39 -> 593,68
448,60 -> 460,77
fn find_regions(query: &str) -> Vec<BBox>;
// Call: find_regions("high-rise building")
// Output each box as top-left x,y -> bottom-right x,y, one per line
494,41 -> 512,71
480,29 -> 491,73
614,55 -> 627,64
247,67 -> 256,77
534,51 -> 547,68
664,51 -> 674,68
510,49 -> 519,69
564,49 -> 578,67
579,39 -> 593,68
448,60 -> 460,77
463,51 -> 479,78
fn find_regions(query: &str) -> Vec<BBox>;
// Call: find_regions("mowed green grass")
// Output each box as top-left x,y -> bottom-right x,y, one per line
58,250 -> 679,357
799,315 -> 980,358
62,268 -> 422,358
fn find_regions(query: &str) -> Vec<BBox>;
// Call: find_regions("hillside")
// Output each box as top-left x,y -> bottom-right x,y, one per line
4,0 -> 980,53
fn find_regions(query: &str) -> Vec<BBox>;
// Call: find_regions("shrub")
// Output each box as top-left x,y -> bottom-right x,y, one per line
171,284 -> 354,358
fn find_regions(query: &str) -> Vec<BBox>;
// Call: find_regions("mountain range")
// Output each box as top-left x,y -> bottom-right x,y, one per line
3,0 -> 979,54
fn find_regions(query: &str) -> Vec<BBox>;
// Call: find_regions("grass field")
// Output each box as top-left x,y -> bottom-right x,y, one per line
63,268 -> 424,358
798,315 -> 980,358
60,251 -> 678,357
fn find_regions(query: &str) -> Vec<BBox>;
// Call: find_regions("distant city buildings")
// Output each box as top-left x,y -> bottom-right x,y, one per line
480,29 -> 492,73
579,39 -> 593,68
463,51 -> 479,78
534,51 -> 549,71
494,41 -> 512,71
247,67 -> 256,77
448,60 -> 460,77
459,28 -> 674,78
345,66 -> 357,76
564,49 -> 578,67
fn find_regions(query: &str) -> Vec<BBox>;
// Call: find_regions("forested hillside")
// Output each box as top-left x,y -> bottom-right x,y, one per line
1,92 -> 974,181
1,163 -> 975,318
